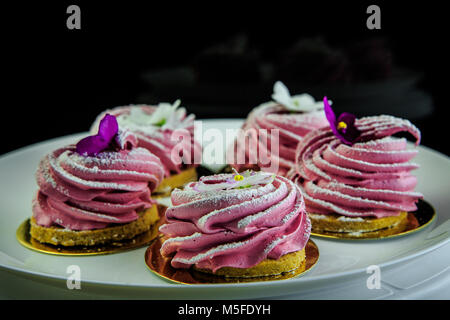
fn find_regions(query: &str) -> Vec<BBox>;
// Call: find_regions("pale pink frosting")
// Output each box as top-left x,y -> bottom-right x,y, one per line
229,102 -> 329,176
92,105 -> 201,177
32,131 -> 164,231
291,115 -> 423,218
159,173 -> 310,272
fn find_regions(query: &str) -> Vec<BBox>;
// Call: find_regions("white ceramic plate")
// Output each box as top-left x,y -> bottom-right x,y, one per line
1,119 -> 449,299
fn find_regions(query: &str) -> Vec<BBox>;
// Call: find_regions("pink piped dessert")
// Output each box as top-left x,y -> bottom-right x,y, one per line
91,100 -> 201,195
228,81 -> 329,176
30,115 -> 165,247
159,170 -> 311,277
290,98 -> 423,237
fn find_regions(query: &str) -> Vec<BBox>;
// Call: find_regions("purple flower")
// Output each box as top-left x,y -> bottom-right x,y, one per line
76,114 -> 119,156
323,96 -> 361,145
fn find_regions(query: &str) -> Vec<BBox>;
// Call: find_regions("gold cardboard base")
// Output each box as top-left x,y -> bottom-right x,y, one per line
16,205 -> 168,256
311,199 -> 436,240
144,238 -> 319,284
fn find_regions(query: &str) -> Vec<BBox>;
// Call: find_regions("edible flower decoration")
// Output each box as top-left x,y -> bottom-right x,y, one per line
76,114 -> 119,156
271,81 -> 328,112
192,169 -> 275,192
323,96 -> 361,145
127,100 -> 182,129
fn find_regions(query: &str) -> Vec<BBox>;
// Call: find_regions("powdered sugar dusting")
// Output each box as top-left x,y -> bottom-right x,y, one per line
33,142 -> 164,231
160,173 -> 310,271
294,114 -> 423,218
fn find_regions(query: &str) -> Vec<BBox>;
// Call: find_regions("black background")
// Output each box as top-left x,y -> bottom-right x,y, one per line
3,1 -> 449,156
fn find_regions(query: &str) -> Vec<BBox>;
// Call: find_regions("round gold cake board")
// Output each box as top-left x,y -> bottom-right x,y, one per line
310,199 -> 436,240
144,238 -> 319,285
16,205 -> 167,256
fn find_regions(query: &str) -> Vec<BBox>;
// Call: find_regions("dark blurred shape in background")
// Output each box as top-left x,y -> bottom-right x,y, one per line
141,34 -> 432,125
346,37 -> 393,81
193,33 -> 262,84
275,37 -> 354,84
4,2 -> 449,156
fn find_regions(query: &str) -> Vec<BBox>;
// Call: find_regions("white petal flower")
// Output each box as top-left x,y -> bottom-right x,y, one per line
192,170 -> 275,192
234,170 -> 275,188
126,107 -> 150,126
272,81 -> 294,109
122,100 -> 184,130
147,99 -> 182,127
271,81 -> 330,112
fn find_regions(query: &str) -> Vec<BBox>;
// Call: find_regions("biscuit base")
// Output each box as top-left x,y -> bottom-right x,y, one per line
29,204 -> 159,247
309,211 -> 409,238
193,249 -> 305,278
153,167 -> 198,196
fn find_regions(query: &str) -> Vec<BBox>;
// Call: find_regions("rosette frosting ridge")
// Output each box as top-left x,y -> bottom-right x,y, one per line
33,131 -> 164,230
230,82 -> 329,176
292,115 -> 423,218
159,172 -> 310,272
91,103 -> 201,177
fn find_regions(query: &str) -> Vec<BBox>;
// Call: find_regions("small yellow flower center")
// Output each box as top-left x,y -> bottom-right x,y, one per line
234,174 -> 244,181
337,121 -> 347,131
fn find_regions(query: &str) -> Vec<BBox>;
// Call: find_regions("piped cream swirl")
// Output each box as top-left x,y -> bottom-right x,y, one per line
292,115 -> 423,218
229,102 -> 328,176
32,132 -> 164,230
159,173 -> 310,272
92,104 -> 202,177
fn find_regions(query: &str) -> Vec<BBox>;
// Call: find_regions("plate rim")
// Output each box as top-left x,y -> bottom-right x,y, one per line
1,235 -> 448,290
143,238 -> 320,285
0,119 -> 450,291
310,199 -> 437,240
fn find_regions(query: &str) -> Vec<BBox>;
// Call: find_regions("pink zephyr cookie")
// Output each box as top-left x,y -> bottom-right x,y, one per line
91,101 -> 202,195
228,81 -> 328,176
159,170 -> 311,277
290,114 -> 424,237
30,128 -> 165,247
